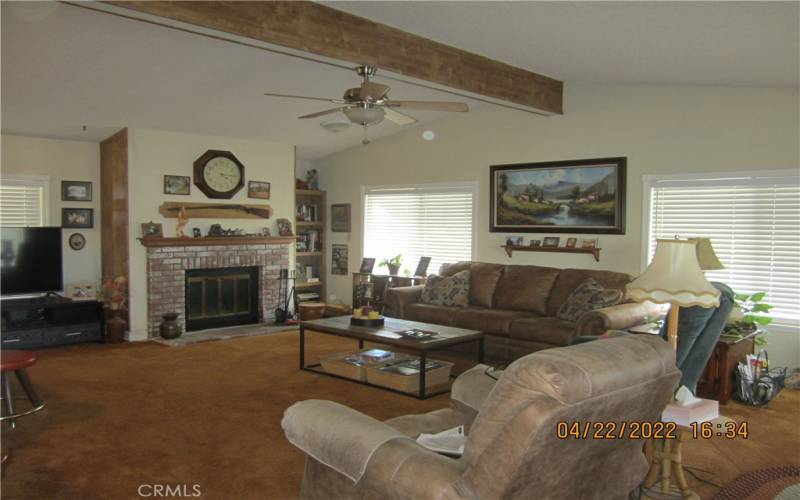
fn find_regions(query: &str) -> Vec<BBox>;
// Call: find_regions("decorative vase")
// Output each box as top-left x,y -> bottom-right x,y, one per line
387,264 -> 400,275
105,315 -> 126,344
159,312 -> 183,339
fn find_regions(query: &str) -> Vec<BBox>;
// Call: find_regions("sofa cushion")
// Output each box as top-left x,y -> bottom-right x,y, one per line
546,268 -> 632,316
420,270 -> 470,307
508,317 -> 580,347
493,265 -> 561,314
439,261 -> 472,277
556,278 -> 623,323
469,263 -> 505,308
404,303 -> 457,326
452,307 -> 535,336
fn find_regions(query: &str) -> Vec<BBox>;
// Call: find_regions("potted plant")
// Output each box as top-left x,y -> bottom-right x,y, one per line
723,291 -> 772,346
379,254 -> 402,275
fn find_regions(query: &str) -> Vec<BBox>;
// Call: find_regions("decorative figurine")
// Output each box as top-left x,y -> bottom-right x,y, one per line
305,169 -> 319,190
192,228 -> 201,238
175,207 -> 189,238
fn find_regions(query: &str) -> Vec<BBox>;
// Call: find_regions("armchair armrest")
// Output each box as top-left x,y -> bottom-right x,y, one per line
282,399 -> 412,482
574,301 -> 665,336
383,285 -> 424,318
451,364 -> 500,413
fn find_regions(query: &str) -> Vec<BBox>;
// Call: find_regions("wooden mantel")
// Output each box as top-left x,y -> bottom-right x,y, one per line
106,1 -> 563,114
137,236 -> 297,247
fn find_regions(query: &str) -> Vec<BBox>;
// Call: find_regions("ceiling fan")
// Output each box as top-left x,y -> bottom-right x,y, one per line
264,65 -> 469,144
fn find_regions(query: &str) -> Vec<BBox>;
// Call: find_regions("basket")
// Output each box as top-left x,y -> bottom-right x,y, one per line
735,350 -> 787,406
366,358 -> 453,394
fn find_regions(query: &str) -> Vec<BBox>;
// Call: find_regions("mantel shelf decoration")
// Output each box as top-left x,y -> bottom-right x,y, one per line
158,202 -> 272,219
138,236 -> 296,247
501,244 -> 602,262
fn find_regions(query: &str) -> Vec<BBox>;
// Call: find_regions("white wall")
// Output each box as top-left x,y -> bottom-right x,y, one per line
314,82 -> 799,367
126,128 -> 295,340
1,134 -> 102,289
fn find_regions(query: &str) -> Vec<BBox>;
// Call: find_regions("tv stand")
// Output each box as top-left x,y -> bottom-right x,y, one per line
1,299 -> 104,349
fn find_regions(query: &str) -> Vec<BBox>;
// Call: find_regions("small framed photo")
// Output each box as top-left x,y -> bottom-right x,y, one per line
164,175 -> 190,195
141,221 -> 163,238
505,236 -> 523,247
414,257 -> 432,277
566,237 -> 578,249
529,239 -> 542,247
66,283 -> 97,301
543,237 -> 560,248
62,208 -> 93,228
248,180 -> 271,199
331,203 -> 351,232
360,257 -> 376,274
581,238 -> 599,249
61,180 -> 92,202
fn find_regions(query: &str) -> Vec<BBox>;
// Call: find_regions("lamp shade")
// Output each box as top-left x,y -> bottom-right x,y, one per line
343,106 -> 385,126
689,237 -> 725,271
626,239 -> 720,308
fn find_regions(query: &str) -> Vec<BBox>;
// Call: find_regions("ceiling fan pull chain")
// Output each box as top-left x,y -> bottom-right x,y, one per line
362,125 -> 370,145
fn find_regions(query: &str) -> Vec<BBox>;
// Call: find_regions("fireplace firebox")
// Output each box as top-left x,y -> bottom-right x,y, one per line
185,267 -> 259,331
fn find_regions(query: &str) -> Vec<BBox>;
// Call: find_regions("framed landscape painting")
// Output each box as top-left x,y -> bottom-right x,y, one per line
490,157 -> 626,234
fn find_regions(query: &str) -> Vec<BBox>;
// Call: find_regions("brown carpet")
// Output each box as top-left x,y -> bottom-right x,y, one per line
1,331 -> 798,500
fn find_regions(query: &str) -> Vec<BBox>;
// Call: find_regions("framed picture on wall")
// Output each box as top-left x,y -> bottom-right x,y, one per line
62,208 -> 94,228
332,244 -> 348,275
164,175 -> 191,195
331,203 -> 351,232
490,157 -> 626,234
248,181 -> 271,199
61,181 -> 92,201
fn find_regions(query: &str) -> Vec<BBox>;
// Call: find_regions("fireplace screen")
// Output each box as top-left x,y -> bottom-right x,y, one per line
185,267 -> 259,331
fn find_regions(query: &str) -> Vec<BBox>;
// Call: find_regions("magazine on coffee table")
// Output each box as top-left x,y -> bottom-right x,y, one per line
396,328 -> 439,340
379,358 -> 444,375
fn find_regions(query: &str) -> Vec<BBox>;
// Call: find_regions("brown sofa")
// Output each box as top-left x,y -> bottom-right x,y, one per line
283,335 -> 680,499
384,261 -> 662,363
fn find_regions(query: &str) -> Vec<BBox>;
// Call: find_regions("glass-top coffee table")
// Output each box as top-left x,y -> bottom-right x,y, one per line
299,316 -> 485,399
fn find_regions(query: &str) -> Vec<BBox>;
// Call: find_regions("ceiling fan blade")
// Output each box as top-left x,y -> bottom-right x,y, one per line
264,92 -> 343,103
384,108 -> 418,126
386,100 -> 469,112
359,81 -> 390,101
298,107 -> 346,119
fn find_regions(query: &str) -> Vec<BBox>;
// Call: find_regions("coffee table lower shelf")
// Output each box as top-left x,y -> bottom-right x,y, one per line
301,363 -> 453,399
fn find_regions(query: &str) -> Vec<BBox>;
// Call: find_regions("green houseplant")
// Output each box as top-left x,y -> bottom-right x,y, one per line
723,291 -> 772,346
379,254 -> 402,275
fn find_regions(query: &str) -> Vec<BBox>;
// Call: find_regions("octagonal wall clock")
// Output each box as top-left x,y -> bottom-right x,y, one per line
193,150 -> 245,199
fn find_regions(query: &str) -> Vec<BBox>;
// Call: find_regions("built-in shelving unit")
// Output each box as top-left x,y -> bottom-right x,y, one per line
295,189 -> 326,303
501,245 -> 602,262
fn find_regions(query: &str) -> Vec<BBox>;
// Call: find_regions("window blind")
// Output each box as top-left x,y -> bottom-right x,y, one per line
0,178 -> 46,227
364,185 -> 475,276
647,172 -> 800,324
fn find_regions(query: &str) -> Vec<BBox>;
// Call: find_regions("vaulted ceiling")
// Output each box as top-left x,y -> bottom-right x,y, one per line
2,1 -> 796,160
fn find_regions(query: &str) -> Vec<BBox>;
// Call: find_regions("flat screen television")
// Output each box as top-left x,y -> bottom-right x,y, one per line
1,227 -> 63,296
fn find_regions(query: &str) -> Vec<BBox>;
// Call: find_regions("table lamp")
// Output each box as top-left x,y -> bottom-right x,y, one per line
626,238 -> 720,350
689,237 -> 725,271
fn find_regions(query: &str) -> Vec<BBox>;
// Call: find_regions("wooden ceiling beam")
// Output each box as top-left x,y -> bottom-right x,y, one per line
107,1 -> 563,114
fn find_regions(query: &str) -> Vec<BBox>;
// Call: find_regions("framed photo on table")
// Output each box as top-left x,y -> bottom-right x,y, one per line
490,157 -> 626,234
359,257 -> 375,274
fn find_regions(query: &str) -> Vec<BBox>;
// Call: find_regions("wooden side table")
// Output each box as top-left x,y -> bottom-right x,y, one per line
697,334 -> 757,404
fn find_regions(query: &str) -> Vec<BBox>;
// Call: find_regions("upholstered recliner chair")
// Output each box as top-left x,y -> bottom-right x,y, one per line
282,335 -> 679,500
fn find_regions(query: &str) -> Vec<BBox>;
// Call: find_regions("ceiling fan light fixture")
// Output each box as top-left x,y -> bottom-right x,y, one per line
343,106 -> 385,126
320,117 -> 350,133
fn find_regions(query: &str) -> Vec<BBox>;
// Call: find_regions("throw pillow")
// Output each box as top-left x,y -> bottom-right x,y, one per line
557,278 -> 623,323
421,270 -> 470,307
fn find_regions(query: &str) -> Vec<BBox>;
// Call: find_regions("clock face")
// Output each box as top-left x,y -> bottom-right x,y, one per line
202,157 -> 242,193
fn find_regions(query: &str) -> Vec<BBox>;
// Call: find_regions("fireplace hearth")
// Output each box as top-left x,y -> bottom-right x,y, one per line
185,267 -> 259,331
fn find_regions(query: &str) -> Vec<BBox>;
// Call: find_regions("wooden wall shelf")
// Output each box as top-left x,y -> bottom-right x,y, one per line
138,236 -> 296,247
501,245 -> 601,262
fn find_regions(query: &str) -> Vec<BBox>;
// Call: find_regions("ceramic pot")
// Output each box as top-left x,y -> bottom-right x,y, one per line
159,312 -> 182,339
105,315 -> 126,344
387,264 -> 400,275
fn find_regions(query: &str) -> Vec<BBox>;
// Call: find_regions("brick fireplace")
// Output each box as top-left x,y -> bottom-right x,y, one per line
140,237 -> 293,338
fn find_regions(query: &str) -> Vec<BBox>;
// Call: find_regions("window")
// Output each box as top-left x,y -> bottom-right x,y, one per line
644,170 -> 800,325
363,183 -> 476,275
0,176 -> 49,227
